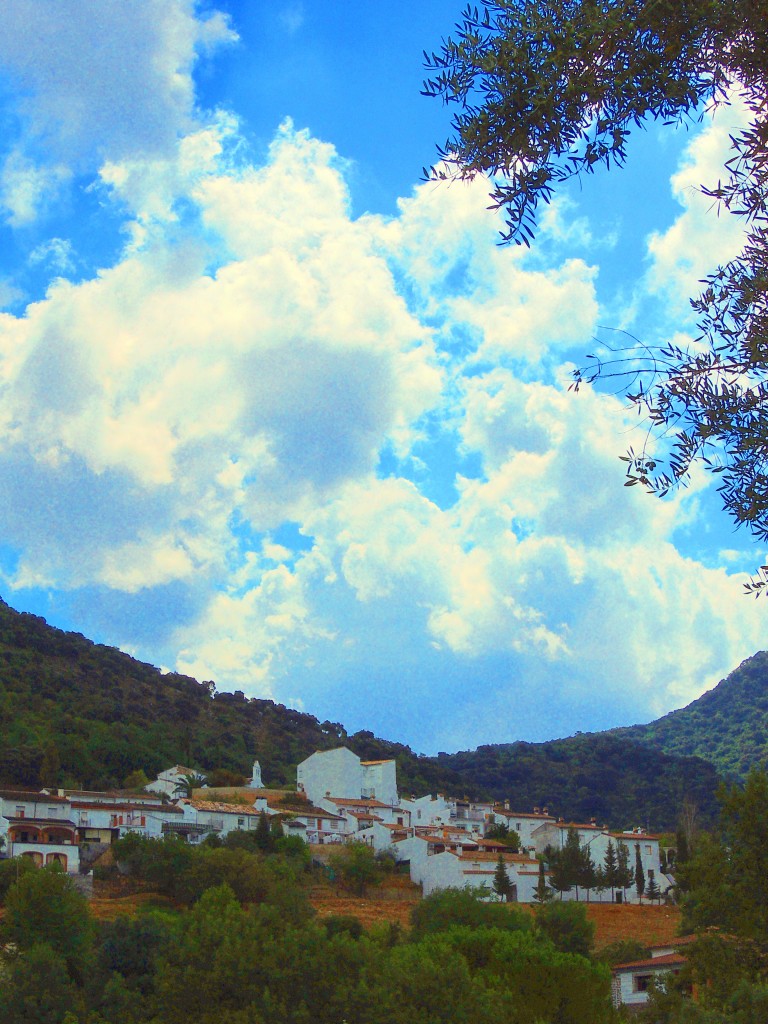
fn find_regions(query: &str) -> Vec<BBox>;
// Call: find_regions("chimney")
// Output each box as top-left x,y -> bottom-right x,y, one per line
542,806 -> 549,815
504,800 -> 510,810
533,806 -> 540,814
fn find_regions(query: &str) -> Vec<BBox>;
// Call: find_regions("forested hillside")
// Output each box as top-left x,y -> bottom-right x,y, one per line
0,598 -> 470,798
614,653 -> 768,780
0,597 -> 722,826
436,733 -> 721,828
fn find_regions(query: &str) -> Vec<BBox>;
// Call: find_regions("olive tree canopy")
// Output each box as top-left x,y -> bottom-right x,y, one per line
423,0 -> 768,587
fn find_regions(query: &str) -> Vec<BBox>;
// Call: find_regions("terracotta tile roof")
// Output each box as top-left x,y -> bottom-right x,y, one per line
613,953 -> 687,972
458,850 -> 536,863
493,809 -> 555,819
327,797 -> 391,808
610,832 -> 661,841
189,800 -> 260,815
69,801 -> 183,814
284,806 -> 346,821
0,790 -> 69,803
7,816 -> 77,826
648,935 -> 697,950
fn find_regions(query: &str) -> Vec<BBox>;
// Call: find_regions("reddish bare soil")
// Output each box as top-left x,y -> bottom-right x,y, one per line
86,876 -> 682,948
585,902 -> 682,949
89,893 -> 178,920
308,887 -> 682,947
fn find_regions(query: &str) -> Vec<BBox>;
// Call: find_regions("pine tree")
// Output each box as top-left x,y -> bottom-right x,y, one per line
546,847 -> 572,901
533,857 -> 554,903
645,875 -> 662,904
255,810 -> 273,852
635,844 -> 645,903
493,854 -> 514,902
616,842 -> 634,902
562,827 -> 585,901
579,846 -> 598,903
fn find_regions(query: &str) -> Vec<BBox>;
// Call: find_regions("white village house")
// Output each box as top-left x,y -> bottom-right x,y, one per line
0,747 -> 667,905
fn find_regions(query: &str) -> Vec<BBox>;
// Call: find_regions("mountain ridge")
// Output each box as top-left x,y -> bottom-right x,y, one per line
0,596 -> 749,828
611,651 -> 768,780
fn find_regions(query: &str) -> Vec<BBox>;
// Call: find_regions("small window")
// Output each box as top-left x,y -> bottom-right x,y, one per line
633,974 -> 653,993
238,818 -> 245,827
516,823 -> 522,831
15,806 -> 24,818
48,807 -> 57,817
645,844 -> 652,855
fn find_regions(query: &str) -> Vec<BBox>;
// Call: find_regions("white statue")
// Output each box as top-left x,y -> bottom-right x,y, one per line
251,760 -> 263,788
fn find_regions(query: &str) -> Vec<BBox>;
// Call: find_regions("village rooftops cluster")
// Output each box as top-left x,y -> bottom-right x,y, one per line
0,747 -> 670,910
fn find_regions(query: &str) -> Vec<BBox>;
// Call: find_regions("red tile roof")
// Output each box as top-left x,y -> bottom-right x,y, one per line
613,953 -> 687,972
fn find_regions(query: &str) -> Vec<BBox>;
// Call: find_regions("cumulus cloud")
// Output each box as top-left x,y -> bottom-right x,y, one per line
0,92 -> 762,751
0,125 -> 441,596
0,0 -> 236,165
645,97 -> 750,306
0,0 -> 236,226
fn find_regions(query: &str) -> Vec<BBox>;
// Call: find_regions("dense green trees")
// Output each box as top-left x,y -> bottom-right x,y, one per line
534,900 -> 595,959
680,768 -> 768,937
0,854 -> 614,1024
3,866 -> 93,980
546,827 -> 603,901
424,0 -> 768,556
642,769 -> 768,1021
328,842 -> 384,897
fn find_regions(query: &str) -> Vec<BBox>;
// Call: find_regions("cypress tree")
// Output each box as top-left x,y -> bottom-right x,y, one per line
635,844 -> 645,902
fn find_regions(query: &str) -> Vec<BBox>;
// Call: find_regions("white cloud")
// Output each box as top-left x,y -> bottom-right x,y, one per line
0,100 -> 762,751
0,0 -> 236,166
645,98 -> 750,305
0,125 -> 441,594
0,149 -> 71,226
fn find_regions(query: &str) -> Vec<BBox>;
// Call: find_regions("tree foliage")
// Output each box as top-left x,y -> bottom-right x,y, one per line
680,768 -> 768,938
424,0 -> 768,569
534,900 -> 595,958
493,853 -> 515,901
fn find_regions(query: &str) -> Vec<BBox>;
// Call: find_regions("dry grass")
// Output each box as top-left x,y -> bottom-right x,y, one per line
86,874 -> 682,948
89,893 -> 177,921
584,902 -> 682,949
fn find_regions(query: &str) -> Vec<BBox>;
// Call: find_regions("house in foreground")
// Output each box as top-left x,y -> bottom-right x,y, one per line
612,936 -> 696,1012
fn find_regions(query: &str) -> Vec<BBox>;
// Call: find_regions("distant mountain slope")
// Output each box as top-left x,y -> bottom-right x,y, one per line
0,597 -> 471,798
435,732 -> 722,828
0,597 -> 722,827
614,653 -> 768,780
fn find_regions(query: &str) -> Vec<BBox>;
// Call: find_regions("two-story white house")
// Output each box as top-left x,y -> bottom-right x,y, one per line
296,748 -> 399,808
0,789 -> 80,873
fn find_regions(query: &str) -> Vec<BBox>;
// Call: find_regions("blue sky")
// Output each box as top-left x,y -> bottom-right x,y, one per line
0,1 -> 763,756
